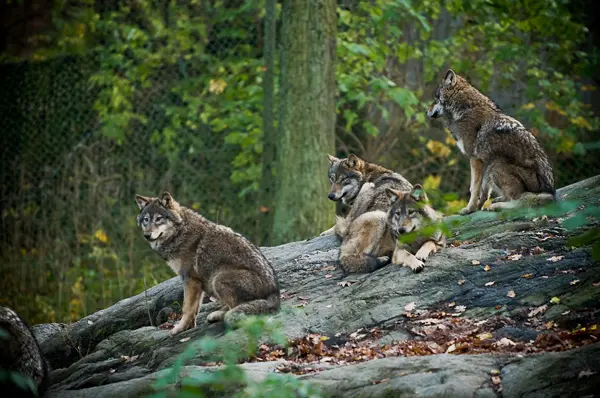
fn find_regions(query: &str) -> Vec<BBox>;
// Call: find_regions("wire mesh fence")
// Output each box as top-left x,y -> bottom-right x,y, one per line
0,0 -> 598,324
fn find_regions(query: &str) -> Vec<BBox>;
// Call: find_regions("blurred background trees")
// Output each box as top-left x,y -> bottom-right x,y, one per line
0,0 -> 598,324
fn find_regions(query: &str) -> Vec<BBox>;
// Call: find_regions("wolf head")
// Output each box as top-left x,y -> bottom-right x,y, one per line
385,184 -> 429,238
327,153 -> 364,205
135,192 -> 183,250
427,69 -> 499,121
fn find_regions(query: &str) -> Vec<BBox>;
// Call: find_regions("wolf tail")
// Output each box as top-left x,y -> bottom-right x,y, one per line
224,293 -> 280,327
536,157 -> 556,200
0,306 -> 48,398
339,253 -> 390,274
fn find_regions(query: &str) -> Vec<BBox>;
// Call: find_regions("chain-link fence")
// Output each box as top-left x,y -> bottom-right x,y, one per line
1,1 -> 598,324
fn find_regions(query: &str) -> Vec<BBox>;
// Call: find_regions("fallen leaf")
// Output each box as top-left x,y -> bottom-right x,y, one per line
477,332 -> 493,340
485,281 -> 495,287
404,302 -> 416,311
258,205 -> 269,213
528,304 -> 548,317
296,301 -> 308,308
321,265 -> 336,271
109,368 -> 116,373
521,273 -> 533,279
508,254 -> 522,261
209,296 -> 217,302
491,376 -> 502,385
325,304 -> 332,308
458,279 -> 465,285
446,343 -> 456,353
507,290 -> 516,298
483,265 -> 492,272
325,274 -> 333,279
179,337 -> 191,343
569,279 -> 580,286
471,260 -> 481,265
372,378 -> 390,385
531,246 -> 545,255
454,305 -> 466,313
87,320 -> 93,325
578,369 -> 597,379
494,338 -> 516,347
298,296 -> 309,301
338,281 -> 357,287
448,302 -> 456,308
120,355 -> 139,362
545,321 -> 555,329
320,357 -> 333,363
550,296 -> 561,304
547,255 -> 564,262
490,369 -> 501,376
562,310 -> 571,315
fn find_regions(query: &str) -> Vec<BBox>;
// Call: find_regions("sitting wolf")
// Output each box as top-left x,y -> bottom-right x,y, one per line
136,192 -> 280,335
426,69 -> 555,213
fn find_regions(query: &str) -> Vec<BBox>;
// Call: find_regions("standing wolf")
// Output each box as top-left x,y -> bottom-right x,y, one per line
427,69 -> 555,214
0,306 -> 48,397
136,192 -> 280,335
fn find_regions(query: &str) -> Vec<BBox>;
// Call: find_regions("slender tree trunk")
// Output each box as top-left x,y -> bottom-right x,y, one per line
272,0 -> 337,244
259,0 -> 277,245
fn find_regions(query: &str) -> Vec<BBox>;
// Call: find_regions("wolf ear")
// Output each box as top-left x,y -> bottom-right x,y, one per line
160,191 -> 177,209
443,69 -> 456,87
135,195 -> 152,210
327,154 -> 339,165
411,184 -> 427,202
386,188 -> 404,204
346,154 -> 362,169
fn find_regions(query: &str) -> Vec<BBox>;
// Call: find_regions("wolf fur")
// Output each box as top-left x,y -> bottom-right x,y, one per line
386,185 -> 446,273
426,69 -> 555,214
136,192 -> 280,335
322,153 -> 412,238
0,306 -> 48,397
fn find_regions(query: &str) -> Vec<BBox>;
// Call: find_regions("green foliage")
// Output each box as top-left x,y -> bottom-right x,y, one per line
0,370 -> 38,396
149,317 -> 321,398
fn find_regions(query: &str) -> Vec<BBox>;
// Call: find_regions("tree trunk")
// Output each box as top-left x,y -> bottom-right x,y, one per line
272,0 -> 337,244
258,0 -> 277,245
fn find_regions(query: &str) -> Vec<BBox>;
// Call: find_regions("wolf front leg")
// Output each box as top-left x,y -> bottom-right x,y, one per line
171,277 -> 203,335
461,158 -> 484,215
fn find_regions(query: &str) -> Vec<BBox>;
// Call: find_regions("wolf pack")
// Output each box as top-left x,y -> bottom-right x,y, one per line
2,69 -> 557,396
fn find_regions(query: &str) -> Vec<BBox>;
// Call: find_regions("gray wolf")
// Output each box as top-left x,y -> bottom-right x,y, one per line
426,69 -> 555,214
0,306 -> 48,397
322,153 -> 412,238
136,192 -> 280,335
386,185 -> 446,273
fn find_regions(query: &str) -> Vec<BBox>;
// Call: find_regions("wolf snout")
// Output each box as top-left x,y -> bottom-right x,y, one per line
144,233 -> 152,240
328,193 -> 337,200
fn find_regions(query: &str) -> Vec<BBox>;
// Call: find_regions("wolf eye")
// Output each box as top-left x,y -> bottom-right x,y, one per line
155,215 -> 163,222
143,215 -> 150,223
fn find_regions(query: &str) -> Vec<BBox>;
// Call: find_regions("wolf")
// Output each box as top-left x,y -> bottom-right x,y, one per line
426,69 -> 555,214
386,185 -> 446,273
322,153 -> 412,238
0,306 -> 48,397
337,183 -> 444,274
136,192 -> 280,335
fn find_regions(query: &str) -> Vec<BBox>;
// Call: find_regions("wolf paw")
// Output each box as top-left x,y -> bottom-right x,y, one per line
170,316 -> 196,335
207,310 -> 226,323
404,257 -> 425,273
459,207 -> 475,215
377,256 -> 391,265
487,202 -> 503,212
